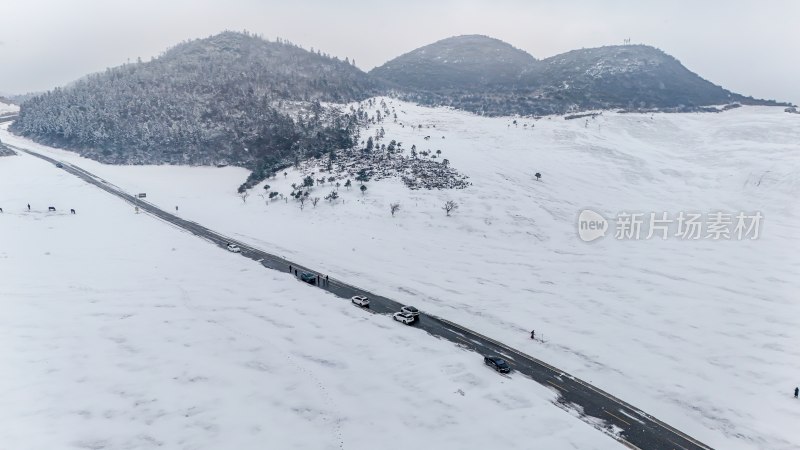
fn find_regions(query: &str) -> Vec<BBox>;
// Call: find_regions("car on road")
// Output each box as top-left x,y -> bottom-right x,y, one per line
400,305 -> 420,317
300,272 -> 316,285
226,243 -> 241,253
484,355 -> 511,374
55,163 -> 63,168
393,312 -> 416,325
351,295 -> 370,307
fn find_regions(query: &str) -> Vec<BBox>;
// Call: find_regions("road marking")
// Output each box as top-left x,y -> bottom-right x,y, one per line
497,352 -> 516,362
605,410 -> 630,426
546,380 -> 568,392
617,408 -> 645,425
668,439 -> 690,450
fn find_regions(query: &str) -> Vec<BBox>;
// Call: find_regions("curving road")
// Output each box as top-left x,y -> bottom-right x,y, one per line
12,143 -> 713,450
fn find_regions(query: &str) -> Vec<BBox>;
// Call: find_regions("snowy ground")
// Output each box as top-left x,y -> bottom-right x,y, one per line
2,100 -> 799,449
0,99 -> 19,115
0,145 -> 621,449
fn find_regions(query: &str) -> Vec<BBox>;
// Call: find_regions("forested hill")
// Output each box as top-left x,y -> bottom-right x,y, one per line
11,31 -> 380,186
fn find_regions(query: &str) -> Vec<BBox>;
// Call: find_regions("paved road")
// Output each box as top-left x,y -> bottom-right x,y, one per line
13,144 -> 713,450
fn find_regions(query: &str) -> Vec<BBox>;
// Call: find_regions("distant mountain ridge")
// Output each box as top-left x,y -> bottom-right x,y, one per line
370,35 -> 787,115
370,35 -> 535,90
9,31 -> 790,184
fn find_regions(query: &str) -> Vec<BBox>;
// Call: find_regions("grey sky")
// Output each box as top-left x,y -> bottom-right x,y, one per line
1,0 -> 797,104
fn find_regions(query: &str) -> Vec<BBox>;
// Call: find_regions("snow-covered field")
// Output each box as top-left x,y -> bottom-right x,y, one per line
0,99 -> 19,115
2,100 -> 799,449
0,145 -> 621,449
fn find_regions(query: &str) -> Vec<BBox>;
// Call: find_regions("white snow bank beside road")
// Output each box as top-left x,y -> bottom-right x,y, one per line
0,150 -> 621,449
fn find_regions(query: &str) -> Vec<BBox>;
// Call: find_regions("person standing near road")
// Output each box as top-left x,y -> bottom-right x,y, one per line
325,275 -> 329,286
289,264 -> 292,272
175,206 -> 179,211
27,203 -> 30,211
530,330 -> 535,340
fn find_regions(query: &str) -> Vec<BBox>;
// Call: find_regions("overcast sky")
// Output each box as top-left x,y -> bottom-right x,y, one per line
1,0 -> 797,103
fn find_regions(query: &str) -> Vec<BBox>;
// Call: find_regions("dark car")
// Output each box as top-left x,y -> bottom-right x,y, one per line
484,355 -> 511,374
299,272 -> 316,285
55,163 -> 63,168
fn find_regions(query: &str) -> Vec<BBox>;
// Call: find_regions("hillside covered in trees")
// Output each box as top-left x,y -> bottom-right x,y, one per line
11,31 -> 382,187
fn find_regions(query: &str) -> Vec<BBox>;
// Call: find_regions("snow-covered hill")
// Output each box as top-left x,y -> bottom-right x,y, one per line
0,144 -> 619,449
2,100 -> 798,449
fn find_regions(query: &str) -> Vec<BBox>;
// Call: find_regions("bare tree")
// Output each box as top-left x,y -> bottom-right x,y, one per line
360,184 -> 367,195
312,197 -> 320,208
299,196 -> 306,210
390,203 -> 400,217
443,200 -> 458,216
535,172 -> 542,181
239,191 -> 249,204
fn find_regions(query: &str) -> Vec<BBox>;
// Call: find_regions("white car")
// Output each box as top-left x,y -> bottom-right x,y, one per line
226,243 -> 241,253
400,306 -> 420,317
393,312 -> 416,325
351,295 -> 370,307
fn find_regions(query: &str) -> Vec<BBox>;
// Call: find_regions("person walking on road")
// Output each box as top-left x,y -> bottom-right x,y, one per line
795,387 -> 798,398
